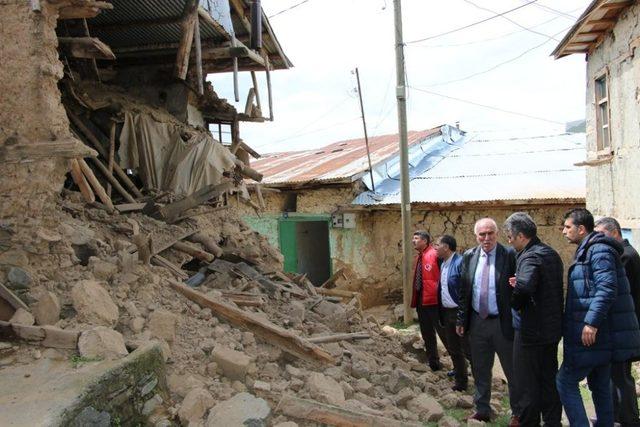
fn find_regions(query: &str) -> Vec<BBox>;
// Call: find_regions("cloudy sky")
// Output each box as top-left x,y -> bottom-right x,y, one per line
210,0 -> 591,153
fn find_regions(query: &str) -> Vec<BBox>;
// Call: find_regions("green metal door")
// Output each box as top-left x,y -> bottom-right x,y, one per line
278,219 -> 297,273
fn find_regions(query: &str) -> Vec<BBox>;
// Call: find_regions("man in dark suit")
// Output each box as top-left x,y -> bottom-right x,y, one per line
456,218 -> 522,425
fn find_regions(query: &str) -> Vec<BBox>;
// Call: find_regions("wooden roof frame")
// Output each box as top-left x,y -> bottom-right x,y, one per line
552,0 -> 635,59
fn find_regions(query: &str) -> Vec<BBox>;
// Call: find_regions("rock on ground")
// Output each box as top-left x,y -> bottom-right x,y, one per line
178,387 -> 214,425
439,415 -> 461,427
211,346 -> 251,381
32,291 -> 60,326
9,308 -> 34,325
168,373 -> 206,399
78,327 -> 128,360
148,309 -> 178,343
306,372 -> 345,406
71,280 -> 119,326
206,392 -> 271,427
407,393 -> 444,422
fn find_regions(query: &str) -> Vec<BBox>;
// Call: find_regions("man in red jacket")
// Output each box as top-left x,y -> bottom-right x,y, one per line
411,230 -> 447,371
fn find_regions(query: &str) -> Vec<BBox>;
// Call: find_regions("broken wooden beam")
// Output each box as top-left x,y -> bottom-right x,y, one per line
175,0 -> 198,80
149,181 -> 235,224
153,255 -> 188,280
77,158 -> 114,212
58,37 -> 115,60
68,158 -> 96,203
66,109 -> 144,199
87,154 -> 136,203
171,241 -> 215,263
0,138 -> 96,163
233,158 -> 263,182
220,291 -> 264,307
0,284 -> 29,312
319,268 -> 347,289
316,288 -> 361,299
115,203 -> 146,213
50,0 -> 114,20
276,395 -> 422,427
186,233 -> 224,258
169,280 -> 335,365
308,332 -> 370,344
0,321 -> 79,350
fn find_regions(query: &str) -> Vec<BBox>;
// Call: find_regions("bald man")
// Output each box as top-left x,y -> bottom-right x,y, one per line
456,218 -> 522,425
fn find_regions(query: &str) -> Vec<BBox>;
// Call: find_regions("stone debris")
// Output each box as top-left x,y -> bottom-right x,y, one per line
148,309 -> 178,343
306,372 -> 346,406
206,392 -> 271,427
71,280 -> 119,326
178,387 -> 214,425
9,308 -> 34,326
78,327 -> 128,360
32,291 -> 60,326
211,346 -> 251,382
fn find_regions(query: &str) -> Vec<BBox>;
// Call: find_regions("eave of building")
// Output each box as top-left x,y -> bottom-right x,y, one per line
336,197 -> 586,212
552,0 -> 635,59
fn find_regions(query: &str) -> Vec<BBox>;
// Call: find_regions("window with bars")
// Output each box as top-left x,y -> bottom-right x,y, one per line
595,75 -> 611,152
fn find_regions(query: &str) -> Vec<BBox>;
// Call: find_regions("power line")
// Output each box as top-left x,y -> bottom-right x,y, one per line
461,0 -> 560,42
420,24 -> 571,87
268,0 -> 311,19
407,85 -> 565,125
405,0 -> 538,44
525,1 -> 578,20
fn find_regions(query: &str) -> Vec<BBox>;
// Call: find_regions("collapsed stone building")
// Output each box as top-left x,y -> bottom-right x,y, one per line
0,1 -> 501,426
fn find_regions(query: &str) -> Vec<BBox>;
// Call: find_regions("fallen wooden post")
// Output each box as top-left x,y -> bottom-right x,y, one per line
58,36 -> 116,60
0,321 -> 79,350
187,232 -> 223,257
169,280 -> 335,365
77,158 -> 114,211
308,332 -> 370,344
316,288 -> 361,299
0,284 -> 29,312
276,395 -> 422,427
153,255 -> 188,280
233,158 -> 263,182
106,120 -> 116,197
172,241 -> 215,263
87,154 -> 136,203
151,181 -> 234,223
66,109 -> 144,198
68,158 -> 95,203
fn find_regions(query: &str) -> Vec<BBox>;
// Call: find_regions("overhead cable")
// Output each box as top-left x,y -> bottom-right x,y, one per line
405,0 -> 538,44
268,0 -> 311,19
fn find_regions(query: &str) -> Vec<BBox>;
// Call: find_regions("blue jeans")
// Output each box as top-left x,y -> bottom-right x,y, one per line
556,362 -> 613,426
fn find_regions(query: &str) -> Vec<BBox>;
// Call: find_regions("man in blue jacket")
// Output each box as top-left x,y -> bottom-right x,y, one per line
558,208 -> 640,426
435,234 -> 469,392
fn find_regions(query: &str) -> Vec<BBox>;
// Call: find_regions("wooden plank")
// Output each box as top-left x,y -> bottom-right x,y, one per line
276,395 -> 422,427
106,121 -> 116,197
175,0 -> 198,80
186,232 -> 223,257
87,154 -> 136,203
171,241 -> 215,263
0,138 -> 96,163
317,288 -> 360,299
54,1 -> 114,20
66,109 -> 144,198
194,13 -> 204,95
0,321 -> 79,350
308,332 -> 370,344
58,37 -> 115,60
254,184 -> 266,210
153,255 -> 188,280
250,71 -> 262,112
77,158 -> 114,211
264,53 -> 273,121
151,181 -> 235,223
115,203 -> 146,213
169,280 -> 335,365
68,158 -> 95,203
239,140 -> 261,159
244,88 -> 256,116
0,284 -> 29,312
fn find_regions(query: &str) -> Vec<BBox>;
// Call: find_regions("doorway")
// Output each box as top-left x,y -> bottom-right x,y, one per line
278,216 -> 331,286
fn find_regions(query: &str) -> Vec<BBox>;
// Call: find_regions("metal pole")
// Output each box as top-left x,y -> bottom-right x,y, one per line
354,67 -> 376,192
393,0 -> 413,326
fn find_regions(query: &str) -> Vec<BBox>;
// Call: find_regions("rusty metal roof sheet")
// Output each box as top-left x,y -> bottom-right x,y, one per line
251,126 -> 445,185
353,132 -> 586,206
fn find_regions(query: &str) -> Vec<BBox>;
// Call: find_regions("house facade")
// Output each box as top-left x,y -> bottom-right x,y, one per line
553,0 -> 640,241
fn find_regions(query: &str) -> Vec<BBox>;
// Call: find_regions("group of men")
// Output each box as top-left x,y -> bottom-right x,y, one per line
411,208 -> 640,426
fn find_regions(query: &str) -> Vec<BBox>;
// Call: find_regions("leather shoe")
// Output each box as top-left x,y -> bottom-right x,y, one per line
429,360 -> 442,372
508,415 -> 520,427
467,412 -> 491,422
451,384 -> 467,392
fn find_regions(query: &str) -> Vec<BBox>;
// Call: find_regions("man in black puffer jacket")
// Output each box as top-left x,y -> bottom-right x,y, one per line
558,208 -> 640,427
595,217 -> 640,427
504,212 -> 564,427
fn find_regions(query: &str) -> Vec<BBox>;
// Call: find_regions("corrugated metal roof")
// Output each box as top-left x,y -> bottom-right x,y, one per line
352,132 -> 586,205
251,127 -> 445,185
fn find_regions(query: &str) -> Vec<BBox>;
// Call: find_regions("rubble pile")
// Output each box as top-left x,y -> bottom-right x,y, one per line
0,191 -> 513,426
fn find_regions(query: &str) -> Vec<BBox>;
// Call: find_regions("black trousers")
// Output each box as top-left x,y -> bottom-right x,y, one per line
513,331 -> 561,427
442,307 -> 470,387
612,360 -> 640,426
416,300 -> 447,365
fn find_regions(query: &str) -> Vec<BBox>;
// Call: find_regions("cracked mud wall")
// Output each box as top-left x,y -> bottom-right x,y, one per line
0,2 -> 70,219
584,2 -> 640,237
239,188 -> 580,307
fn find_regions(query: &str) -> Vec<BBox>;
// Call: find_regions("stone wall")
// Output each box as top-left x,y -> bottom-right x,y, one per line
239,188 -> 582,307
584,3 -> 640,241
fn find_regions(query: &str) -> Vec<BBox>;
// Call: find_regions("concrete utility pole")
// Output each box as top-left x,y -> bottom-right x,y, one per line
354,67 -> 375,192
393,0 -> 413,325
